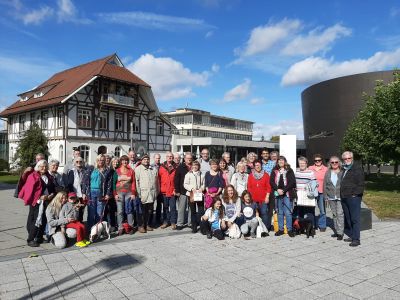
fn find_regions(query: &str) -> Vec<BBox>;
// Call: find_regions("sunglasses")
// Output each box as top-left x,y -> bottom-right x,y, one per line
330,161 -> 339,164
314,159 -> 322,162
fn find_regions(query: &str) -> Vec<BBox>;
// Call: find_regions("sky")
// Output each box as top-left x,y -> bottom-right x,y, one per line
1,0 -> 400,140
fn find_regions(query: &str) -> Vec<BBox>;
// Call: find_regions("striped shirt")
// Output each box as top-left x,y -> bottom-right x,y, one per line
295,169 -> 316,191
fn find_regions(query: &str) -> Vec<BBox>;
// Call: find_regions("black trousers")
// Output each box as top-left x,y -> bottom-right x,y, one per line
105,198 -> 117,228
199,220 -> 225,240
138,202 -> 154,228
153,193 -> 163,225
26,204 -> 47,242
188,201 -> 205,228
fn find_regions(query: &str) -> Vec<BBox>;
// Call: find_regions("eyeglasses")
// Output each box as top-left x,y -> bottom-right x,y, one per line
314,159 -> 322,162
343,157 -> 352,160
330,161 -> 339,164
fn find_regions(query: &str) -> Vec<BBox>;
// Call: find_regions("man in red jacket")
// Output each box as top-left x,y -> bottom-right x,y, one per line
247,160 -> 271,231
158,152 -> 178,229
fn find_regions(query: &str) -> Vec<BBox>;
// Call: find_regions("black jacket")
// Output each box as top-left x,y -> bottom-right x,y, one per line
174,163 -> 191,195
340,163 -> 365,199
270,168 -> 297,199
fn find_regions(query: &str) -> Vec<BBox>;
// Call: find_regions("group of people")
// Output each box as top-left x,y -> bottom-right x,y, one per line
16,147 -> 365,249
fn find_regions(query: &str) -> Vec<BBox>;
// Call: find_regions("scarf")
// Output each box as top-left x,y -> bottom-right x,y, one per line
252,169 -> 265,180
275,168 -> 288,186
73,168 -> 83,197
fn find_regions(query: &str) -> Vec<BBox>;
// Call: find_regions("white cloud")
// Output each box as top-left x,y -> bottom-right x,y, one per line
281,48 -> 400,86
281,24 -> 351,56
253,121 -> 304,140
205,30 -> 214,38
223,78 -> 251,102
97,11 -> 215,32
211,63 -> 220,73
56,0 -> 92,24
21,6 -> 54,25
238,18 -> 302,57
128,54 -> 209,101
249,97 -> 264,105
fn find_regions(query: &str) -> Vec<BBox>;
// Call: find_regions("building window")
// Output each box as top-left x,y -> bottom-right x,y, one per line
41,111 -> 48,129
8,117 -> 13,133
99,112 -> 107,130
114,146 -> 121,157
30,113 -> 35,126
59,145 -> 64,164
19,115 -> 26,131
78,145 -> 90,162
157,121 -> 163,135
57,108 -> 64,128
115,113 -> 123,131
78,109 -> 91,128
131,117 -> 139,133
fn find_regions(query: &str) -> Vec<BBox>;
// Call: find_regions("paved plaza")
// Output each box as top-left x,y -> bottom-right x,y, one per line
1,184 -> 400,300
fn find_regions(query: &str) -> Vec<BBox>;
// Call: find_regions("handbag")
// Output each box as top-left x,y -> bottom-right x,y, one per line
296,189 -> 316,207
190,190 -> 203,202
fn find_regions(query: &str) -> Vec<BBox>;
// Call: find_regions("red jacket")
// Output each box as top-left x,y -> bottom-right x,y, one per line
247,171 -> 271,203
158,162 -> 177,197
18,171 -> 54,206
114,166 -> 136,196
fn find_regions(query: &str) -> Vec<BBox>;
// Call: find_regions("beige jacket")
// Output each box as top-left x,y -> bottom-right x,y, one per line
184,171 -> 205,196
135,164 -> 159,204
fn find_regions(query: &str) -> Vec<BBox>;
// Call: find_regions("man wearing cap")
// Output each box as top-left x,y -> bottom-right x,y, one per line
134,154 -> 159,233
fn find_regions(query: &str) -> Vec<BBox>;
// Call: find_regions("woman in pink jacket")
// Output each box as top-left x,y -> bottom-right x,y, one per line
19,160 -> 56,247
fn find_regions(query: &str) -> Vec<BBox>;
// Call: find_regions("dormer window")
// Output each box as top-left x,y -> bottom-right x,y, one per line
20,95 -> 29,102
34,91 -> 44,98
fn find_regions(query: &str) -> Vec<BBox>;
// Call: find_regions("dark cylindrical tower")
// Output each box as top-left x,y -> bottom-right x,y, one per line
301,70 -> 394,161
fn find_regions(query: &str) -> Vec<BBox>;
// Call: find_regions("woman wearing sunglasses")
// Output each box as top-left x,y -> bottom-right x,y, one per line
309,154 -> 328,231
323,156 -> 344,240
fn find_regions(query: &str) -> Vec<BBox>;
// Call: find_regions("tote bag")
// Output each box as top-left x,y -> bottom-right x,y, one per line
296,189 -> 316,207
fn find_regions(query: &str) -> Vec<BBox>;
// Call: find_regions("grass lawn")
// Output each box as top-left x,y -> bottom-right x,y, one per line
363,174 -> 400,220
0,172 -> 19,185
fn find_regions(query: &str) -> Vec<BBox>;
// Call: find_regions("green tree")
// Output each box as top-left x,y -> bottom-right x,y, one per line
342,71 -> 400,175
270,135 -> 280,142
14,123 -> 49,169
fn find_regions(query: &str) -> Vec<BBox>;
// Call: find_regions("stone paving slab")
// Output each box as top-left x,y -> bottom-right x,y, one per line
1,187 -> 400,299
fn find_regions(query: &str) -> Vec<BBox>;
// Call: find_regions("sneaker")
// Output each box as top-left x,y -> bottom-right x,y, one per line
171,224 -> 177,230
344,238 -> 352,242
275,230 -> 284,236
176,225 -> 184,231
319,228 -> 326,232
160,224 -> 168,229
207,233 -> 212,239
288,231 -> 295,238
83,240 -> 91,246
331,233 -> 339,238
75,241 -> 87,248
349,240 -> 360,247
138,227 -> 146,233
27,240 -> 40,247
146,226 -> 154,231
337,235 -> 343,241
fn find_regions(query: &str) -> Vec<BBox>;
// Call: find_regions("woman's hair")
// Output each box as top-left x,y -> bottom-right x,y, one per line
328,156 -> 342,169
34,159 -> 48,172
95,154 -> 105,169
119,155 -> 129,163
253,159 -> 262,167
111,157 -> 119,170
49,159 -> 60,166
209,158 -> 219,166
241,190 -> 253,204
298,156 -> 308,164
211,198 -> 225,219
222,184 -> 238,204
192,160 -> 200,168
313,153 -> 324,161
48,191 -> 66,216
219,158 -> 227,170
236,161 -> 245,172
246,152 -> 257,161
273,156 -> 291,170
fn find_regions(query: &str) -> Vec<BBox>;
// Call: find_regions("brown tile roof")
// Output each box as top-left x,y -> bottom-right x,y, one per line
0,54 -> 151,117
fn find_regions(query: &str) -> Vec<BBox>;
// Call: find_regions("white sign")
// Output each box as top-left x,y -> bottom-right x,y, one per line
279,135 -> 297,170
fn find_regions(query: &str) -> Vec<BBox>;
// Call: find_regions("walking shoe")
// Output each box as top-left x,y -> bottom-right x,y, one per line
288,231 -> 295,238
146,226 -> 154,231
344,238 -> 352,242
27,240 -> 40,247
319,228 -> 326,232
75,241 -> 87,248
192,227 -> 198,234
83,240 -> 91,246
138,227 -> 146,233
176,225 -> 184,230
275,230 -> 284,236
207,233 -> 212,239
118,229 -> 124,236
160,224 -> 168,229
331,233 -> 339,238
337,235 -> 343,241
349,240 -> 360,247
171,224 -> 177,230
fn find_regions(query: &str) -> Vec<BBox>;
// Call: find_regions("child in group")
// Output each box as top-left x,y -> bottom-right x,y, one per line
200,198 -> 227,240
240,190 -> 259,238
60,192 -> 90,247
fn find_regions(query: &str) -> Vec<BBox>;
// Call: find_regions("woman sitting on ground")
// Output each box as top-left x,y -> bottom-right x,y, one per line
46,191 -> 69,249
240,190 -> 259,238
222,185 -> 242,228
200,198 -> 227,240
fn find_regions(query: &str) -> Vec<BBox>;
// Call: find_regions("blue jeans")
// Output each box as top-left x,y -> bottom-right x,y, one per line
163,195 -> 177,225
132,197 -> 142,227
316,193 -> 326,229
256,202 -> 269,228
117,192 -> 133,229
88,189 -> 106,230
341,196 -> 361,241
277,196 -> 293,231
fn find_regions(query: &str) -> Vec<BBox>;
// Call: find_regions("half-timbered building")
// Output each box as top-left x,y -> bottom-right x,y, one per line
0,54 -> 172,168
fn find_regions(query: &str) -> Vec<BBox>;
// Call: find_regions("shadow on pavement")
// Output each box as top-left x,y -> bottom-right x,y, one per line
25,253 -> 146,299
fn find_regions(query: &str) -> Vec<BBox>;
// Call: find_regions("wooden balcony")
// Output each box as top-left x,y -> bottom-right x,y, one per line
101,93 -> 138,107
